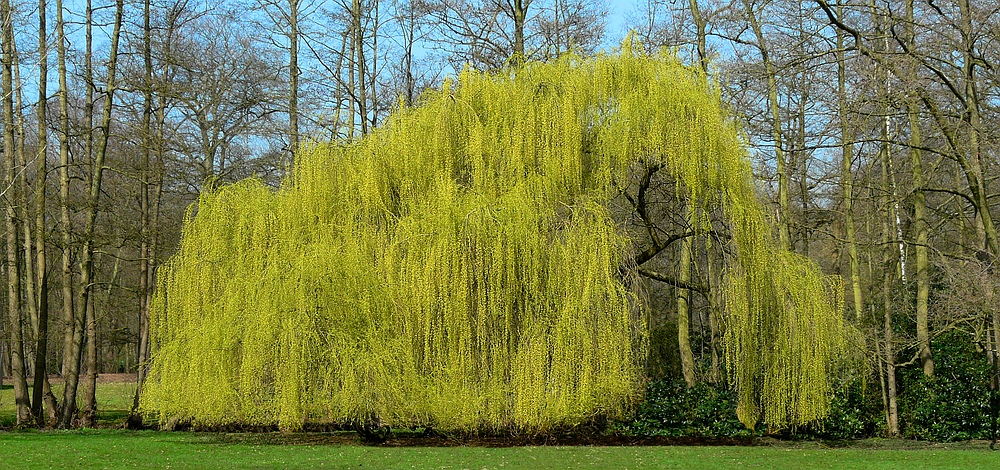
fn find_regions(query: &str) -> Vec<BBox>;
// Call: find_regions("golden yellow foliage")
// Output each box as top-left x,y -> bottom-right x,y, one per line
141,43 -> 851,433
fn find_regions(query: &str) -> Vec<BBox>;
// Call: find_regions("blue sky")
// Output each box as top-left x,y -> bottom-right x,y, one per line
606,0 -> 638,40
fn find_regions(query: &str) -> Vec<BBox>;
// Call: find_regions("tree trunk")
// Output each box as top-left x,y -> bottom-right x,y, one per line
958,0 -> 999,259
59,0 -> 94,428
688,0 -> 723,385
990,269 -> 1000,447
403,7 -> 415,106
353,0 -> 368,135
511,0 -> 527,64
905,16 -> 932,376
883,273 -> 898,436
13,29 -> 37,388
133,20 -> 168,416
81,292 -> 97,426
289,0 -> 299,155
796,90 -> 809,256
369,1 -> 379,129
12,21 -> 59,423
742,0 -> 790,250
31,0 -> 52,427
879,92 -> 899,436
677,206 -> 695,388
881,182 -> 900,437
3,0 -> 32,424
347,12 -> 357,139
688,0 -> 707,73
706,247 -> 722,384
130,0 -> 154,425
45,0 -> 70,427
79,0 -> 124,428
836,13 -> 862,321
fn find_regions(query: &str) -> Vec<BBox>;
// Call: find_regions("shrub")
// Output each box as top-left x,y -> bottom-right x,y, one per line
617,380 -> 754,437
898,331 -> 996,441
619,377 -> 884,440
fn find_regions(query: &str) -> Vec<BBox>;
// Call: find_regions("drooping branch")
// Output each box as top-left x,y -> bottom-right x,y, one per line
637,267 -> 708,296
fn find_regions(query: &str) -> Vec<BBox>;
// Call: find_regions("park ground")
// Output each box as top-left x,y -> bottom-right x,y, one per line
2,377 -> 999,469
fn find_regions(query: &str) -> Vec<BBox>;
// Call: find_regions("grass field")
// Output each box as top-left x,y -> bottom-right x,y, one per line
2,380 -> 999,469
0,430 -> 998,469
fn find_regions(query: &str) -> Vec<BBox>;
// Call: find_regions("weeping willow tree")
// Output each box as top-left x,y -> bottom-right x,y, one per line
141,42 -> 852,433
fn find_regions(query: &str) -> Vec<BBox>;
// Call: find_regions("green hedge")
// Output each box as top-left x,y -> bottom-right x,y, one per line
898,331 -> 998,441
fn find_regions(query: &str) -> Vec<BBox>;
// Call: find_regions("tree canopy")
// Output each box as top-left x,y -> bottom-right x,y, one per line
140,43 -> 852,432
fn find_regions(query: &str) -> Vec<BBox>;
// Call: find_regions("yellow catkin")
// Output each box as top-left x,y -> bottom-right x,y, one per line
141,44 -> 853,433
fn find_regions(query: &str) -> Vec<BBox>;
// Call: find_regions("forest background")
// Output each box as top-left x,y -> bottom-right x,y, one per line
0,0 -> 998,440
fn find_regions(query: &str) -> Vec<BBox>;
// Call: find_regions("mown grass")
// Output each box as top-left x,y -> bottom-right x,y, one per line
0,430 -> 997,470
2,382 -> 999,469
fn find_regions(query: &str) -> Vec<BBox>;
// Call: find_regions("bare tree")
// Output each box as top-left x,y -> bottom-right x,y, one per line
2,0 -> 32,425
80,0 -> 124,427
31,0 -> 52,427
424,0 -> 605,70
165,9 -> 282,191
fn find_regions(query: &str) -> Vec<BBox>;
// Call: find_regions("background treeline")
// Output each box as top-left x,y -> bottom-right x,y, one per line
1,0 -> 998,438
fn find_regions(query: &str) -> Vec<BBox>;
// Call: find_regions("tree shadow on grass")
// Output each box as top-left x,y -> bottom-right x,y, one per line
191,429 -> 766,448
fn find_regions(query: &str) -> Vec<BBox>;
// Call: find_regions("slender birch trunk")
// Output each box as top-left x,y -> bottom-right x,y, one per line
881,140 -> 899,437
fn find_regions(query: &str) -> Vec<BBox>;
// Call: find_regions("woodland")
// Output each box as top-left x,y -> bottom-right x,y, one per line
0,0 -> 998,444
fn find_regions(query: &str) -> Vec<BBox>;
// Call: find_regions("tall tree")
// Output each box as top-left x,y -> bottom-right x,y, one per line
832,1 -> 863,322
880,120 -> 900,437
673,0 -> 711,388
80,0 -> 125,427
1,0 -> 32,425
350,0 -> 368,135
253,0 -> 303,152
425,0 -> 604,70
31,0 -> 52,426
59,0 -> 95,428
289,0 -> 299,154
141,52 -> 851,433
129,0 -> 156,427
165,9 -> 281,189
56,0 -> 79,428
740,0 -> 791,251
903,0 -> 932,377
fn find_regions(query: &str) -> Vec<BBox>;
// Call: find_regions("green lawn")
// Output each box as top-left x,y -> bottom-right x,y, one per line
0,431 -> 997,470
2,383 -> 999,469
